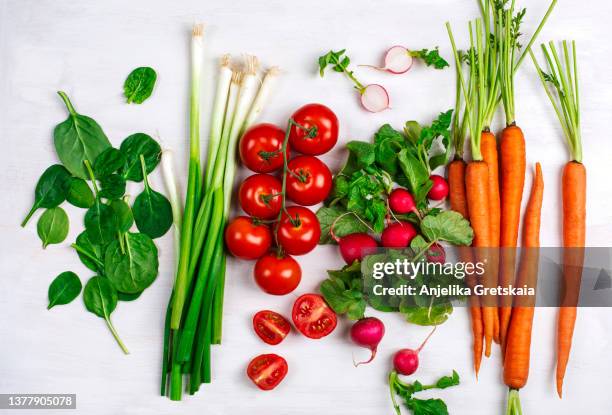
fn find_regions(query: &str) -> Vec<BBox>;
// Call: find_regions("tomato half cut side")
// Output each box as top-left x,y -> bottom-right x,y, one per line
246,354 -> 288,391
291,293 -> 337,339
253,310 -> 291,345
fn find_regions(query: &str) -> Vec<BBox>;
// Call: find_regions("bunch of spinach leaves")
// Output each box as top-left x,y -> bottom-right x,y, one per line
22,91 -> 172,353
317,110 -> 454,239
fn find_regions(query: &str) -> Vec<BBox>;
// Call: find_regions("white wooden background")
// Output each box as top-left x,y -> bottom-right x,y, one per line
1,0 -> 611,414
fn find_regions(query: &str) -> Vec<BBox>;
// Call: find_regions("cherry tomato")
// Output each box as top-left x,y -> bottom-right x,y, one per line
239,174 -> 282,219
239,123 -> 289,173
252,310 -> 291,345
247,353 -> 288,390
254,252 -> 302,295
224,216 -> 272,260
276,206 -> 321,256
289,104 -> 339,155
285,156 -> 332,206
428,174 -> 449,201
292,294 -> 337,339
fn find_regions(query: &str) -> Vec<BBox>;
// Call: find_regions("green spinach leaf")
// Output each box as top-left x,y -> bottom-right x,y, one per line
22,164 -> 71,226
99,174 -> 126,200
48,271 -> 82,309
93,148 -> 126,178
117,291 -> 142,302
37,207 -> 69,248
84,199 -> 118,245
132,156 -> 172,238
104,232 -> 159,294
53,91 -> 111,179
110,199 -> 134,232
123,67 -> 157,104
119,133 -> 161,182
82,276 -> 128,354
66,177 -> 95,208
73,230 -> 104,272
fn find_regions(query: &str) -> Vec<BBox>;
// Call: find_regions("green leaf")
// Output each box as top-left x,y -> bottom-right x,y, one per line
74,230 -> 104,272
123,67 -> 157,104
435,370 -> 460,389
104,232 -> 159,294
66,177 -> 95,208
397,149 -> 431,208
47,271 -> 82,309
346,141 -> 376,169
410,47 -> 450,69
119,133 -> 161,182
54,92 -> 112,179
316,206 -> 369,245
37,207 -> 69,248
84,200 -> 118,245
401,301 -> 453,326
117,291 -> 142,302
320,262 -> 366,320
373,124 -> 405,175
93,148 -> 127,178
22,164 -> 71,226
420,211 -> 473,245
99,174 -> 126,200
406,398 -> 449,415
318,49 -> 349,76
83,276 -> 117,318
109,199 -> 134,233
132,160 -> 172,239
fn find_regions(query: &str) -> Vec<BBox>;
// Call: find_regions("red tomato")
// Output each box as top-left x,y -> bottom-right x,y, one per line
239,123 -> 289,173
276,206 -> 321,256
291,294 -> 337,339
285,156 -> 332,206
246,354 -> 288,390
254,252 -> 302,295
252,310 -> 291,345
224,216 -> 272,260
289,104 -> 339,155
239,174 -> 282,219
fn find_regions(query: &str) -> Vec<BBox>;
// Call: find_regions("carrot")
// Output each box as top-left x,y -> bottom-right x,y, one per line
448,159 -> 469,219
556,161 -> 586,397
531,40 -> 584,398
504,163 -> 543,390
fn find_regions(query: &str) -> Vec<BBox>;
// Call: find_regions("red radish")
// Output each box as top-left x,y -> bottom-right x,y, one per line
393,326 -> 437,376
350,317 -> 385,366
330,213 -> 378,264
360,84 -> 390,113
428,175 -> 449,201
426,243 -> 446,264
389,188 -> 417,214
381,221 -> 417,248
361,46 -> 414,74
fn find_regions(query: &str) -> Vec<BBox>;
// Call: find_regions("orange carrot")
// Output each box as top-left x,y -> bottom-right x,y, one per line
448,159 -> 469,219
504,163 -> 543,390
556,161 -> 586,397
498,124 -> 526,350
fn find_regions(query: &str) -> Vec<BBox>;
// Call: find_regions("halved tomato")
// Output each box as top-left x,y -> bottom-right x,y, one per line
253,310 -> 291,345
291,293 -> 337,339
246,354 -> 288,391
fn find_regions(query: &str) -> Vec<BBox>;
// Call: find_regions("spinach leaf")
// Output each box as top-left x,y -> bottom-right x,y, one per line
133,156 -> 172,238
99,174 -> 126,200
110,199 -> 134,232
37,207 -> 69,248
316,206 -> 369,244
53,92 -> 111,179
73,231 -> 104,272
48,271 -> 82,309
84,199 -> 118,245
22,164 -> 71,226
117,291 -> 142,302
66,177 -> 95,208
104,232 -> 159,294
119,133 -> 161,182
93,148 -> 126,178
123,67 -> 157,104
82,276 -> 129,354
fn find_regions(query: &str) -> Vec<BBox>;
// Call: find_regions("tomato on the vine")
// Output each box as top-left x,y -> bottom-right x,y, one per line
224,216 -> 271,260
276,206 -> 321,256
285,156 -> 332,206
252,310 -> 291,345
239,174 -> 282,219
254,252 -> 301,295
289,104 -> 338,155
239,123 -> 289,173
291,294 -> 337,339
246,353 -> 288,390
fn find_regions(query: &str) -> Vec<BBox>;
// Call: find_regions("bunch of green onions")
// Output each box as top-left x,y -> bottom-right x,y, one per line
161,24 -> 278,400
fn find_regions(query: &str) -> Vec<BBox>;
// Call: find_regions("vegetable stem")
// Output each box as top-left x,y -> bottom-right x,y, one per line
21,202 -> 40,227
57,91 -> 77,115
83,160 -> 99,194
105,317 -> 129,354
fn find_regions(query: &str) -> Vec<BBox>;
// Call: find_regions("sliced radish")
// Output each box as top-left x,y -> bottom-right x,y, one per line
361,46 -> 413,74
360,84 -> 390,112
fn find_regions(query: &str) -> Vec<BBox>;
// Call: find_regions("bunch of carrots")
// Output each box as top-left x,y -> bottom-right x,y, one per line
446,0 -> 586,412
